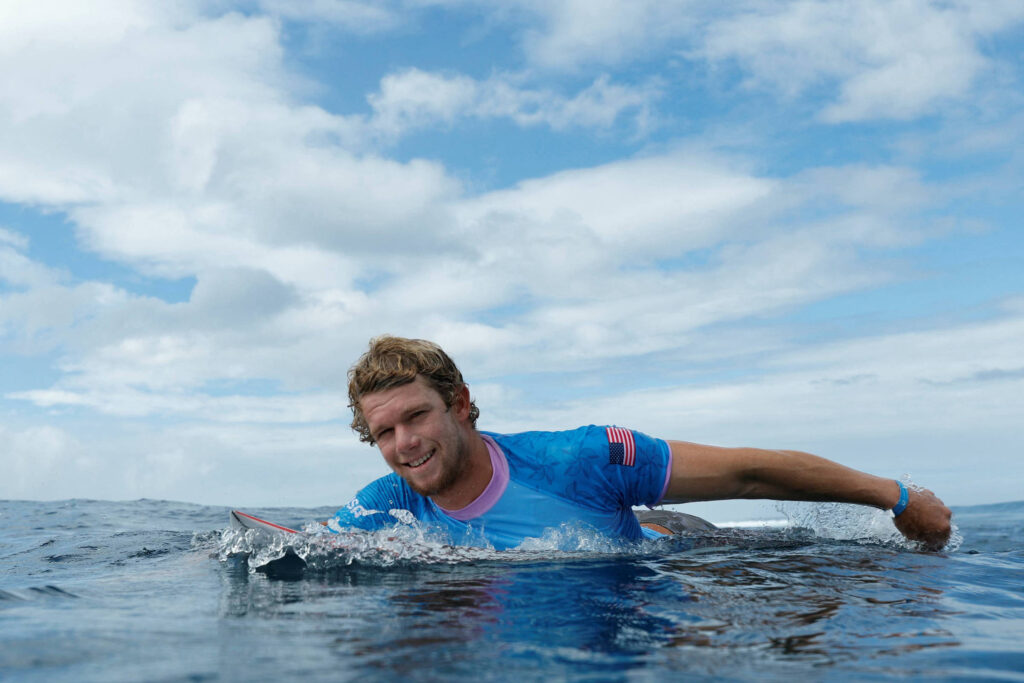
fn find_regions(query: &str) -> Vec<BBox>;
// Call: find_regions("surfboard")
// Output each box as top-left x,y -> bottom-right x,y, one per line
229,510 -> 300,534
229,510 -> 307,577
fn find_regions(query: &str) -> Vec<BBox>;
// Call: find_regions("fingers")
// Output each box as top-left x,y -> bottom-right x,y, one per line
894,488 -> 953,551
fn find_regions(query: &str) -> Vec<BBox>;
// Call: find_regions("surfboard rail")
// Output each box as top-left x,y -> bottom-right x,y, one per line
229,510 -> 300,534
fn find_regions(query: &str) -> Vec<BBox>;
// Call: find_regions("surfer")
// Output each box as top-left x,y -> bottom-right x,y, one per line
331,336 -> 952,550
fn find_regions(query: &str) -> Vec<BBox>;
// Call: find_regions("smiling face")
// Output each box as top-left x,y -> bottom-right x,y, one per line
360,375 -> 475,503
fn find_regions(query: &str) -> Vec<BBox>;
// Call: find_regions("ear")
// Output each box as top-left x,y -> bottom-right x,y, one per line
452,384 -> 471,422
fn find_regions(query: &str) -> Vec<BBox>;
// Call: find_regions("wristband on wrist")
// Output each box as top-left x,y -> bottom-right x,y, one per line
891,480 -> 909,517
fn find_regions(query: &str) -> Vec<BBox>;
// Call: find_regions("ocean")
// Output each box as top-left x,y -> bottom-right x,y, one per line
1,498 -> 1021,681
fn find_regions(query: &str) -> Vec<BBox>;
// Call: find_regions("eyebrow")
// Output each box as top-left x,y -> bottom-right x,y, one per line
370,401 -> 433,435
399,402 -> 432,419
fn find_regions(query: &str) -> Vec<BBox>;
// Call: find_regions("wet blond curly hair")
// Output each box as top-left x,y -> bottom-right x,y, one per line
348,335 -> 480,444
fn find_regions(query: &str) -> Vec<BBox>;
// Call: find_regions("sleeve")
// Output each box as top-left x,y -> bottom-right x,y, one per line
331,475 -> 412,532
582,425 -> 672,508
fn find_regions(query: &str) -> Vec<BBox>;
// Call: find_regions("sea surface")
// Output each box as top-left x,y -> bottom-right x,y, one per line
1,498 -> 1022,682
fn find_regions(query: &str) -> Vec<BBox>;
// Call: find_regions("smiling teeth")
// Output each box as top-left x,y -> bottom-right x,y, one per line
409,451 -> 433,467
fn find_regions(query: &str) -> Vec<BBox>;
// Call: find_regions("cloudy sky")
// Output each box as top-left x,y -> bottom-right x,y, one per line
2,0 -> 1022,520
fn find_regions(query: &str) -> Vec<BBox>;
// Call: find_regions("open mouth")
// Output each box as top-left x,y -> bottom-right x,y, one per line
407,450 -> 434,468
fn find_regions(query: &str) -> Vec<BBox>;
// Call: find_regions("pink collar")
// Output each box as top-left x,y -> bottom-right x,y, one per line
435,434 -> 509,521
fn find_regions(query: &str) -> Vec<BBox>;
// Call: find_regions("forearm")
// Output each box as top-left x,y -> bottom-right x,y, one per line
735,448 -> 900,508
663,441 -> 900,508
663,440 -> 952,550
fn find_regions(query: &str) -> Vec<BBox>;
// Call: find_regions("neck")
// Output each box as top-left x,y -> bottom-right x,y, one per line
430,430 -> 491,510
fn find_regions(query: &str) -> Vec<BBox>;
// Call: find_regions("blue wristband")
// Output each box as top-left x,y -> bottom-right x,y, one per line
891,480 -> 909,517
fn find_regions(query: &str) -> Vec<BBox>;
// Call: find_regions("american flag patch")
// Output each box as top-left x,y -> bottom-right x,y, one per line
606,426 -> 636,466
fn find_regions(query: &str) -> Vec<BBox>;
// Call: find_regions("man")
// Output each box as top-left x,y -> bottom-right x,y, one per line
331,336 -> 952,551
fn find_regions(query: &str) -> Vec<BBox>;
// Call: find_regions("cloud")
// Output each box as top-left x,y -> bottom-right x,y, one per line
12,385 -> 348,422
488,309 -> 1024,447
0,1 -> 468,275
0,4 -> 293,204
430,0 -> 1024,121
1,0 -> 1019,511
0,231 -> 63,290
0,0 -> 976,431
697,0 -> 1024,122
0,226 -> 29,249
254,0 -> 403,33
515,0 -> 696,71
363,69 -> 661,141
1,424 -> 82,499
5,152 -> 944,420
328,161 -> 940,399
0,419 -> 382,505
457,153 -> 775,258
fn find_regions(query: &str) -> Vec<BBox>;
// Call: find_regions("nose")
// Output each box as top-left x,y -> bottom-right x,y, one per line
394,423 -> 420,454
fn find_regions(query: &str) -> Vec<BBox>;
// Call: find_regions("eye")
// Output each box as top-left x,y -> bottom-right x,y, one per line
375,427 -> 393,442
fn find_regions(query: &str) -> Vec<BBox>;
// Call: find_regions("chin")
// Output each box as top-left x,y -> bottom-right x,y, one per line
403,471 -> 442,498
412,472 -> 456,499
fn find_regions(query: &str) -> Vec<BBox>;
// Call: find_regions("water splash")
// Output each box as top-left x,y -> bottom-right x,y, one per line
217,519 -> 669,572
216,487 -> 967,574
775,475 -> 962,552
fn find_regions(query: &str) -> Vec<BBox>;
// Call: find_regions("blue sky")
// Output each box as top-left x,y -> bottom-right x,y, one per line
1,0 -> 1022,520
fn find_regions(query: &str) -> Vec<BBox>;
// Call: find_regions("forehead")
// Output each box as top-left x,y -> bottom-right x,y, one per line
360,376 -> 441,424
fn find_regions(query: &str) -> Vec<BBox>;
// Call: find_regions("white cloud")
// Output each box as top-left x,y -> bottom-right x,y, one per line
0,419 -> 382,506
456,153 -> 775,259
4,153 -> 941,421
0,233 -> 61,290
0,0 -> 469,286
0,6 -> 289,204
697,0 -> 1024,122
792,165 -> 933,213
516,0 -> 695,71
0,226 -> 28,249
12,385 -> 348,422
0,1 -> 977,440
1,424 -> 82,499
0,0 -> 176,57
0,282 -> 129,355
363,68 -> 660,141
432,0 -> 1024,121
254,0 -> 402,32
400,157 -> 947,376
485,309 -> 1024,460
367,69 -> 478,135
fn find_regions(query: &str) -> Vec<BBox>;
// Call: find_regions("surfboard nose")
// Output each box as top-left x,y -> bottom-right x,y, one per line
229,510 -> 299,534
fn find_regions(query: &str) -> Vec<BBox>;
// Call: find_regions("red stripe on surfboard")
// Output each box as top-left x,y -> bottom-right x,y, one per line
232,510 -> 298,534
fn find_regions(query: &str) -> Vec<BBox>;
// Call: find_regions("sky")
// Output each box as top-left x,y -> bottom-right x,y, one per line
1,0 -> 1022,522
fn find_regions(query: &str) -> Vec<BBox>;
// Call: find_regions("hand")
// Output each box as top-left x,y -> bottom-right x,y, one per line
893,488 -> 952,551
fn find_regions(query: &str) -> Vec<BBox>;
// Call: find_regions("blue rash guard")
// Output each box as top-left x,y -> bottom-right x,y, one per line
331,426 -> 673,550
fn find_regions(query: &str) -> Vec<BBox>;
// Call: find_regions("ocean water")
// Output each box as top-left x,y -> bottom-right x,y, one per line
1,499 -> 1022,682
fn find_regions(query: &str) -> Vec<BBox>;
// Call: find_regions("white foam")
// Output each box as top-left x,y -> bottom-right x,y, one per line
714,519 -> 790,529
217,518 -> 668,571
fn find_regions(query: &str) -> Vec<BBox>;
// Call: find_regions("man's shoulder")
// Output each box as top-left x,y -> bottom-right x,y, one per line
482,425 -> 670,483
482,426 -> 600,456
482,426 -> 616,478
483,425 -> 650,451
482,425 -> 598,440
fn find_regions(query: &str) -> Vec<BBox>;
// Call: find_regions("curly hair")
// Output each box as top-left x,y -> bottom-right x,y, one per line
348,335 -> 480,444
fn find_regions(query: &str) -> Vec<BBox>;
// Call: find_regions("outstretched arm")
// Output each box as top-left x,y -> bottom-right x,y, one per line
663,441 -> 952,550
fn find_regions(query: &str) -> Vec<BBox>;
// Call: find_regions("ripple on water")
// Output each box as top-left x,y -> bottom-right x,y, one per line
5,498 -> 1023,681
